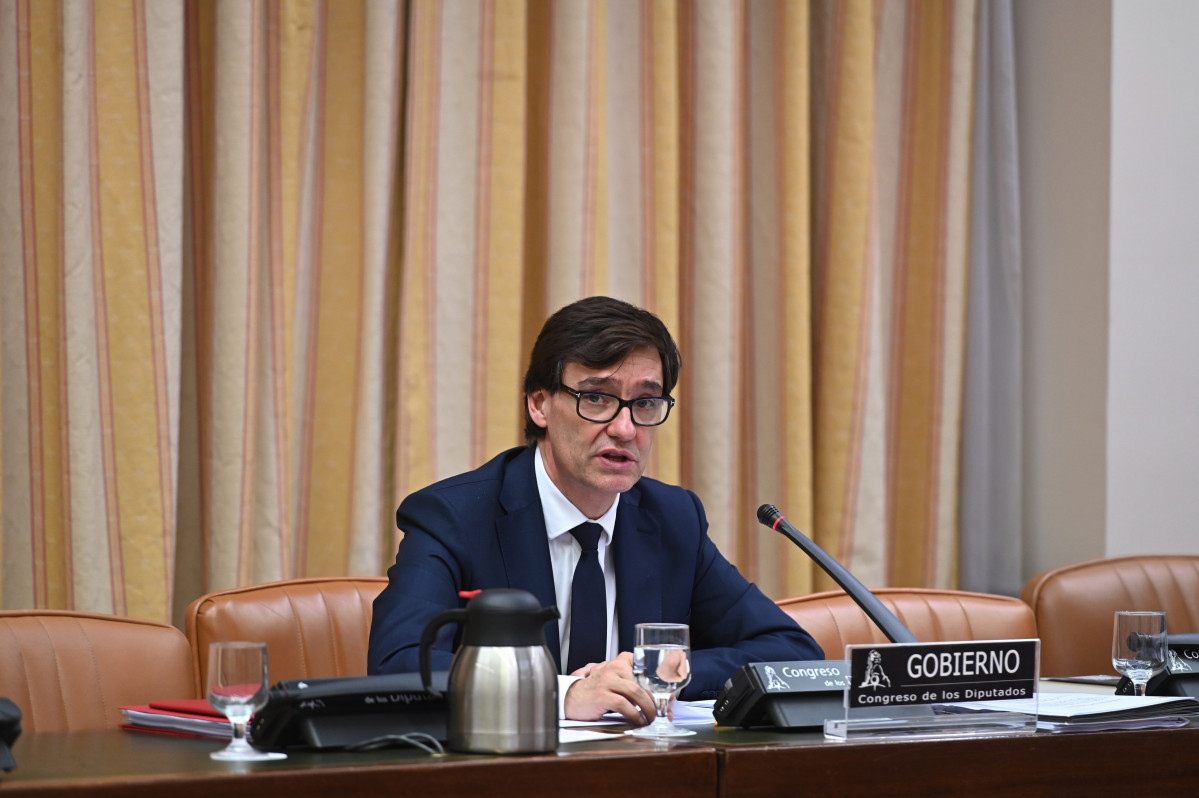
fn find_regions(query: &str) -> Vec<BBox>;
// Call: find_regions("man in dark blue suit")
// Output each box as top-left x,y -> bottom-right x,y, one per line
368,296 -> 822,724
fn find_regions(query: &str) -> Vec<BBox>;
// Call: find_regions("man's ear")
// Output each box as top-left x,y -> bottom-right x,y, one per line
527,389 -> 550,430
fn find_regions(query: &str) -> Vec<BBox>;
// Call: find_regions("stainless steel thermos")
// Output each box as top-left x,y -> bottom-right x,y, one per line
419,588 -> 559,754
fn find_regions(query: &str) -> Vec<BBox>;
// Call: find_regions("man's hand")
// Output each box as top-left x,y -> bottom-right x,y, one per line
563,651 -> 656,724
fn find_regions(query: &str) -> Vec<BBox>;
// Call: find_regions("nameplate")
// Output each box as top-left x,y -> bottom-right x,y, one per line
846,640 -> 1038,709
741,660 -> 851,694
1167,640 -> 1199,676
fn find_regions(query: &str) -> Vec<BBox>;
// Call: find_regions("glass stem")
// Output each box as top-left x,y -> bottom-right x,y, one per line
231,722 -> 249,746
656,696 -> 671,725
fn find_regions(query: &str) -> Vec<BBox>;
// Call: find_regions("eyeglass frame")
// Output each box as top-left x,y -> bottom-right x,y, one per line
559,385 -> 676,427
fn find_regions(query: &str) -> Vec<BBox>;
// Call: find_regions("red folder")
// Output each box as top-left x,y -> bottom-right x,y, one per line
119,699 -> 232,739
148,699 -> 225,718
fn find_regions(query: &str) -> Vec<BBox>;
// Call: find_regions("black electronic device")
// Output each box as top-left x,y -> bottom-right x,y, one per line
0,698 -> 20,772
713,504 -> 920,730
1115,633 -> 1199,698
250,671 -> 448,750
713,660 -> 851,730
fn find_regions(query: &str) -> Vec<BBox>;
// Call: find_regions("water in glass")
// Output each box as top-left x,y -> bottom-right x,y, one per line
1112,611 -> 1168,697
207,641 -> 286,761
625,623 -> 696,739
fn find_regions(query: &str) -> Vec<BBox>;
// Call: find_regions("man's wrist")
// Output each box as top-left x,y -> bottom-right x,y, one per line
557,674 -> 582,719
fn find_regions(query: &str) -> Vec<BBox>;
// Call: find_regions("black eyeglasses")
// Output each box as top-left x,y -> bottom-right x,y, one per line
560,386 -> 675,427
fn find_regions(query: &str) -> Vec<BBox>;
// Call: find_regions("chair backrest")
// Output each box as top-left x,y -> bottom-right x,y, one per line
1021,554 -> 1199,677
776,588 -> 1038,659
0,610 -> 195,733
185,576 -> 387,696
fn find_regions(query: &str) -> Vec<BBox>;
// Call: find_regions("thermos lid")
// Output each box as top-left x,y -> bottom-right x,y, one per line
461,588 -> 559,648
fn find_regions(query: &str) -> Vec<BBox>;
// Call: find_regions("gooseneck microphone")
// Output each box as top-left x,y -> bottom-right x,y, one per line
757,503 -> 918,645
713,505 -> 923,729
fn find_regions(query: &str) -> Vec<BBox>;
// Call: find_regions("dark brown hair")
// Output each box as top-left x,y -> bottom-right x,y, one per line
523,296 -> 681,444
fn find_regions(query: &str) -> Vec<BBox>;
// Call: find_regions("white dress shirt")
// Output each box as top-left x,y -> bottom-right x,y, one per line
535,447 -> 620,667
534,448 -> 620,715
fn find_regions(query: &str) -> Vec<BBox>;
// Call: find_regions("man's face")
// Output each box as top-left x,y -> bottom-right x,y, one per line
527,344 -> 665,519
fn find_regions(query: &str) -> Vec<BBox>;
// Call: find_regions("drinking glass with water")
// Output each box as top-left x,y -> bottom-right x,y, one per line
626,623 -> 696,738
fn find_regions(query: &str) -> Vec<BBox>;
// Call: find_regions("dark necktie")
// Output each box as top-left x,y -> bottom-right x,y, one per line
566,522 -> 607,674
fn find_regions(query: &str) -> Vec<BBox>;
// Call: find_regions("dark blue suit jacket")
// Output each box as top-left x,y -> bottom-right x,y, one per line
368,446 -> 822,699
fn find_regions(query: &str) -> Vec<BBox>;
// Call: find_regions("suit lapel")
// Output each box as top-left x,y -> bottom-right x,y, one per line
495,448 -> 561,667
613,485 -> 662,651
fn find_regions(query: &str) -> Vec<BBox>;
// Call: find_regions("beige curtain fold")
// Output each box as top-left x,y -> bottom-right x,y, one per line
810,0 -> 974,589
1,0 -> 979,625
176,0 -> 407,620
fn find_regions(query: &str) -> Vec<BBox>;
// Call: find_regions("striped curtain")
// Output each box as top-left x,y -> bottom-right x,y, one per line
2,0 -> 189,618
1,0 -> 983,625
808,0 -> 977,589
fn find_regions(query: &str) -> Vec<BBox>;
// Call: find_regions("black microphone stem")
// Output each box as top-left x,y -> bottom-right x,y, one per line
758,503 -> 918,645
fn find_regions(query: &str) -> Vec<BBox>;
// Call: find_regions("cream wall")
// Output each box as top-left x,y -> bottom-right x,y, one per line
1015,0 -> 1111,579
1015,0 -> 1199,582
1107,0 -> 1199,555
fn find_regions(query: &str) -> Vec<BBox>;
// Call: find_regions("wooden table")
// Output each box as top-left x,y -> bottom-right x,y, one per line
0,729 -> 718,798
698,723 -> 1199,797
5,720 -> 1199,797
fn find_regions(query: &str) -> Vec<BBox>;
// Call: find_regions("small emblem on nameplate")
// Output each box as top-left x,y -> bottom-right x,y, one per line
1167,643 -> 1199,674
763,665 -> 790,690
858,649 -> 893,690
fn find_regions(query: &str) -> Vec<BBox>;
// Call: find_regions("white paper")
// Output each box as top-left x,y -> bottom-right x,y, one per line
559,717 -> 625,728
557,700 -> 715,734
558,729 -> 620,744
668,699 -> 716,725
1036,716 -> 1190,733
954,691 -> 1199,720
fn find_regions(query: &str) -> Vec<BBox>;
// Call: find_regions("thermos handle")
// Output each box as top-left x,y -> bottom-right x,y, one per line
419,607 -> 466,696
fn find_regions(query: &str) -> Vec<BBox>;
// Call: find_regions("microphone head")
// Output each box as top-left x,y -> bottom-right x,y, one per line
757,504 -> 782,528
1126,632 -> 1164,653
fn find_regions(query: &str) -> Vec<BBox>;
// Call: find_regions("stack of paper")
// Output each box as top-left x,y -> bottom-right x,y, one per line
949,691 -> 1199,733
120,699 -> 232,740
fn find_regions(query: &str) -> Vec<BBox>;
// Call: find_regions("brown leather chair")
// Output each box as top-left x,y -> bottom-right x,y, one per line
185,576 -> 387,696
0,610 -> 195,733
777,588 -> 1038,658
1021,554 -> 1199,677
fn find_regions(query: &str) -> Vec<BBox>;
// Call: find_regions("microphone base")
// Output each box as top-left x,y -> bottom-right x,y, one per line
714,660 -> 849,730
756,692 -> 848,730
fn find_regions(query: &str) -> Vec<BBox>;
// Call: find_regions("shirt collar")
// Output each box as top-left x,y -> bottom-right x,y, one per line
534,446 -> 617,544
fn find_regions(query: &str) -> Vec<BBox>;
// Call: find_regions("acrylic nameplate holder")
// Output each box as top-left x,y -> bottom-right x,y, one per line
824,639 -> 1041,741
